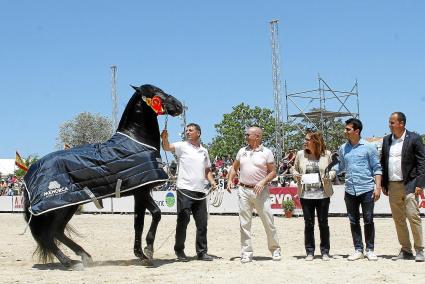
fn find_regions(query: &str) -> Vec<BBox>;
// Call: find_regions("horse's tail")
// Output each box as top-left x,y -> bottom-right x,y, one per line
23,189 -> 56,263
23,186 -> 31,223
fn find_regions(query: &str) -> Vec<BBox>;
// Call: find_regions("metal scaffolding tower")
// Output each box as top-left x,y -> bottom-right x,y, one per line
110,65 -> 118,130
285,74 -> 359,142
270,19 -> 284,168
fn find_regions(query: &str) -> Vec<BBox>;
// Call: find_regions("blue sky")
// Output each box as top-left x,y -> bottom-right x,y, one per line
1,1 -> 424,158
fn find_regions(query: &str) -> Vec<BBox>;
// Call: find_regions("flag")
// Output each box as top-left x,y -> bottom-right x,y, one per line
15,151 -> 28,172
64,143 -> 71,150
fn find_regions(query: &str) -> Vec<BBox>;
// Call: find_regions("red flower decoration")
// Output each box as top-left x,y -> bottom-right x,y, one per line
151,96 -> 165,115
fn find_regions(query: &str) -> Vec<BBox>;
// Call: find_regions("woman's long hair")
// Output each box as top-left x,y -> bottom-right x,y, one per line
305,131 -> 327,156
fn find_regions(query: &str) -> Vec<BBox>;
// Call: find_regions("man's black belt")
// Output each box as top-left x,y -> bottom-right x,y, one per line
239,182 -> 255,189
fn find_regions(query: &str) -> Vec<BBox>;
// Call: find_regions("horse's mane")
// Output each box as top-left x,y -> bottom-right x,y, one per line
117,90 -> 160,151
117,92 -> 139,130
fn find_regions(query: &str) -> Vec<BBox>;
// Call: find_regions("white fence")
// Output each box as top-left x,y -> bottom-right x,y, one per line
3,184 -> 425,215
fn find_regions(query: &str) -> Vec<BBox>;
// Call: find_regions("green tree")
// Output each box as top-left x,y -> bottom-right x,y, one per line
207,103 -> 276,159
207,104 -> 346,161
57,112 -> 113,148
15,155 -> 39,178
282,122 -> 305,152
323,119 -> 346,151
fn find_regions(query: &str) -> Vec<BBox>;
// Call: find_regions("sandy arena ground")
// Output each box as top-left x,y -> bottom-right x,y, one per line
1,213 -> 424,283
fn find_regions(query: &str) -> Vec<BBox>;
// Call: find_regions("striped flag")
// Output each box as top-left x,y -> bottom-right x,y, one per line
15,151 -> 28,172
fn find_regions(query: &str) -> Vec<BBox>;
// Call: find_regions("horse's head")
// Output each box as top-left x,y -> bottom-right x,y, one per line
117,84 -> 183,150
131,84 -> 183,117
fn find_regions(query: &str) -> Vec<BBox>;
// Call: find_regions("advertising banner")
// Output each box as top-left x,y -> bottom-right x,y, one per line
269,187 -> 301,215
12,195 -> 24,212
2,185 -> 425,215
0,196 -> 12,212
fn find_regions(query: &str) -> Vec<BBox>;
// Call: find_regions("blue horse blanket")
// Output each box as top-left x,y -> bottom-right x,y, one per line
24,132 -> 168,215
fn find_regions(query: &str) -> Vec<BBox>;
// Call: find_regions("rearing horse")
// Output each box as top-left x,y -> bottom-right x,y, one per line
23,84 -> 183,270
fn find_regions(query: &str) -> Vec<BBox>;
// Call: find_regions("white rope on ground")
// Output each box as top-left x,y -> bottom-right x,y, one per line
20,213 -> 32,235
154,226 -> 176,253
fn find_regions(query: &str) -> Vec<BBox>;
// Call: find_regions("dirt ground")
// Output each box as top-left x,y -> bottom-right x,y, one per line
1,213 -> 424,283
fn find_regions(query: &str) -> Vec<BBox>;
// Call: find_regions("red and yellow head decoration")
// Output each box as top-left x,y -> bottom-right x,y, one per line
143,95 -> 165,115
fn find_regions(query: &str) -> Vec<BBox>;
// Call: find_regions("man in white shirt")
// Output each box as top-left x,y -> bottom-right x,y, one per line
161,123 -> 217,261
227,126 -> 281,263
381,112 -> 425,262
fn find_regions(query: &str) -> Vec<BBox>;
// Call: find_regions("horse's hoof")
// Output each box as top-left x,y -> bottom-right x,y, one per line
134,249 -> 146,260
144,246 -> 154,260
71,263 -> 85,271
141,258 -> 153,267
81,255 -> 94,267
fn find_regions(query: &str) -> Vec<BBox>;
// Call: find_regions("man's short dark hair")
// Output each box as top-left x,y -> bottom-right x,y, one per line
392,112 -> 406,126
187,123 -> 201,135
345,118 -> 363,134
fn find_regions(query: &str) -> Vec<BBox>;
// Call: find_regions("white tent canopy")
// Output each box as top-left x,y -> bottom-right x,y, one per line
0,159 -> 15,177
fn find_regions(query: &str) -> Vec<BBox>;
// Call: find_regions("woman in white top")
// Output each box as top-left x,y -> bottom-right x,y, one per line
292,131 -> 336,261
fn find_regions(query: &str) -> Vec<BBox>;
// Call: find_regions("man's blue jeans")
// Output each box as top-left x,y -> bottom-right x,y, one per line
344,190 -> 375,252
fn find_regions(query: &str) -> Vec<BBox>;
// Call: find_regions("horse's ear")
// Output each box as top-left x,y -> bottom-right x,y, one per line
130,85 -> 140,92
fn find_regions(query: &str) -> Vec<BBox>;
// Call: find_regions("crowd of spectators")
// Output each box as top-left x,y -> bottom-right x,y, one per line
211,155 -> 234,180
276,150 -> 296,187
0,175 -> 23,196
159,151 -> 302,191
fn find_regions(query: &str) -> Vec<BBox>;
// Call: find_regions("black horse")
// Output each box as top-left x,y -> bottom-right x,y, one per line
23,84 -> 183,270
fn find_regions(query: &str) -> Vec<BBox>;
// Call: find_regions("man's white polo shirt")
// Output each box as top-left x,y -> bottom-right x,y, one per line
173,141 -> 211,192
236,145 -> 274,185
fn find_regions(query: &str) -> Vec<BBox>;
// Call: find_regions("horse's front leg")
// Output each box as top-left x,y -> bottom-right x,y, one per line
144,194 -> 161,260
133,191 -> 152,266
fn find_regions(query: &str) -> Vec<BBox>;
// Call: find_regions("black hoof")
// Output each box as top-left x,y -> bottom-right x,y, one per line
81,254 -> 94,267
141,258 -> 154,267
71,262 -> 85,271
134,249 -> 146,260
144,246 -> 154,260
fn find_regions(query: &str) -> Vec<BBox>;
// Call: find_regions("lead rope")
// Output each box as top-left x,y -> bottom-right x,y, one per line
162,114 -> 170,174
209,186 -> 224,207
153,113 -> 179,253
20,213 -> 32,235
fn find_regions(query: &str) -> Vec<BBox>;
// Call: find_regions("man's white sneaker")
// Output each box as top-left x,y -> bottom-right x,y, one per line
347,250 -> 364,261
272,249 -> 281,261
365,250 -> 378,261
241,256 -> 252,263
322,253 -> 331,261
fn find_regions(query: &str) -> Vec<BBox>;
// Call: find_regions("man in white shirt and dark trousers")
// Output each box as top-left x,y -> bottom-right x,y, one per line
161,123 -> 217,261
381,112 -> 425,262
227,126 -> 281,263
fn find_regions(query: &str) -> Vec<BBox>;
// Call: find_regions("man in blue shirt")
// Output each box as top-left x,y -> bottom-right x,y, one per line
336,118 -> 382,261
